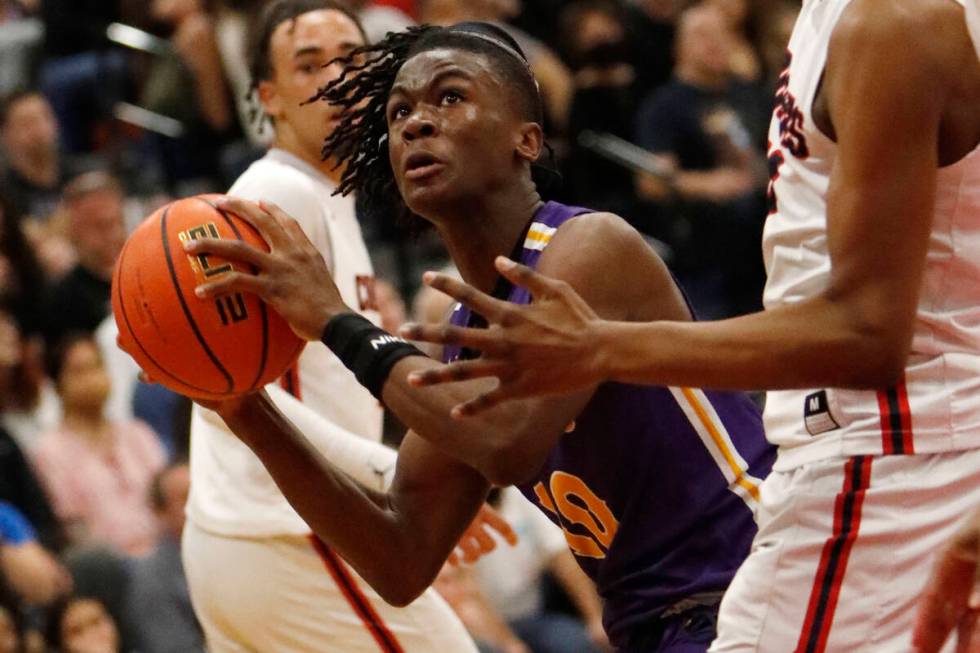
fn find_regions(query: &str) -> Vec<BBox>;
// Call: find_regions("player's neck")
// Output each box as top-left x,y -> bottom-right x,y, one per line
272,131 -> 340,183
436,184 -> 542,294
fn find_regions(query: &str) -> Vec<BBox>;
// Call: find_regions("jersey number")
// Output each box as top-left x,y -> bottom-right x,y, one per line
533,471 -> 619,559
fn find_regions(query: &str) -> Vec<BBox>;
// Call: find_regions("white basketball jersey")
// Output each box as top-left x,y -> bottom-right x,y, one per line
761,0 -> 980,470
187,148 -> 384,537
968,0 -> 980,59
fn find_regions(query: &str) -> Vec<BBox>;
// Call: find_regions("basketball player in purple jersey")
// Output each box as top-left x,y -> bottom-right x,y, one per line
181,22 -> 774,652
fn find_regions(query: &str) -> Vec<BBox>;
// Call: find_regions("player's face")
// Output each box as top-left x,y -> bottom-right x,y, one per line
263,9 -> 364,157
0,607 -> 16,653
386,48 -> 533,217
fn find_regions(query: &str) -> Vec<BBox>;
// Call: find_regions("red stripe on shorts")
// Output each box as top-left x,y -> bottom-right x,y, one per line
309,535 -> 405,653
794,456 -> 872,653
877,376 -> 913,454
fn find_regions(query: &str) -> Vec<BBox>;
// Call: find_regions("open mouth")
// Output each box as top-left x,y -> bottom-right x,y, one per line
404,152 -> 445,181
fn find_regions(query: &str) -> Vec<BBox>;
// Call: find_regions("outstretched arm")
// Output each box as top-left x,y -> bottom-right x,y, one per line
400,0 -> 975,414
184,205 -> 687,484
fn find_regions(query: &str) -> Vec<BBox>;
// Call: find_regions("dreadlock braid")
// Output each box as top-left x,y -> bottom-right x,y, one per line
311,26 -> 436,220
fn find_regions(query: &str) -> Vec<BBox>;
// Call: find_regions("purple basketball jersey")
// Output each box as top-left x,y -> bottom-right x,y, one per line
444,202 -> 774,648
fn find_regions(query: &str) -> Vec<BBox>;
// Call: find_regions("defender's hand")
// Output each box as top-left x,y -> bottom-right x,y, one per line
914,507 -> 980,653
183,197 -> 349,341
399,256 -> 605,417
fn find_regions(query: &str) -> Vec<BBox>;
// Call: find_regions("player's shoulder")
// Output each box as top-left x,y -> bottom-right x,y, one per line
231,154 -> 321,199
834,0 -> 967,68
541,211 -> 682,321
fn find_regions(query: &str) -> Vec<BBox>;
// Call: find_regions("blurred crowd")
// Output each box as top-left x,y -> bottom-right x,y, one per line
0,0 -> 798,651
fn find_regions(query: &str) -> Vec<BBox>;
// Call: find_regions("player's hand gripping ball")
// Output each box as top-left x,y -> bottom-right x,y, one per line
112,195 -> 305,399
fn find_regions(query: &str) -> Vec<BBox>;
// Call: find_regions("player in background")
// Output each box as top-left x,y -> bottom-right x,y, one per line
394,1 -> 980,651
181,3 -> 491,651
183,22 -> 774,652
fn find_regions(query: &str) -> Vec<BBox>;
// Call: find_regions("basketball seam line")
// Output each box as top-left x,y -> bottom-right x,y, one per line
115,236 -> 215,394
203,196 -> 271,392
161,206 -> 235,394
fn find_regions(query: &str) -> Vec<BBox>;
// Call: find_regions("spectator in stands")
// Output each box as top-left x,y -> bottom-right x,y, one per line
32,334 -> 165,556
0,91 -> 78,223
127,462 -> 204,653
45,595 -> 121,653
144,0 -> 239,190
434,563 -> 530,653
635,3 -> 768,318
0,193 -> 47,336
41,172 -> 126,346
37,0 -> 129,154
624,0 -> 680,96
473,488 -> 608,653
0,306 -> 60,453
0,501 -> 72,607
0,310 -> 63,551
558,0 -> 643,225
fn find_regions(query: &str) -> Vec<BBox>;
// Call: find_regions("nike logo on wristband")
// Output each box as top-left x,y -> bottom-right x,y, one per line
370,335 -> 407,350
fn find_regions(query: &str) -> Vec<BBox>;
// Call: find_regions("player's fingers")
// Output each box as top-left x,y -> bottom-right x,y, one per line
447,550 -> 460,567
422,271 -> 510,323
495,256 -> 566,300
406,359 -> 511,388
479,506 -> 518,546
183,237 -> 273,270
451,384 -> 516,419
216,197 -> 289,248
459,527 -> 497,564
914,550 -> 977,652
194,271 -> 268,301
399,322 -> 508,353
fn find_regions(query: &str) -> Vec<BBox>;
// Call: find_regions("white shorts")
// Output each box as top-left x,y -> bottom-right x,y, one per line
710,448 -> 980,653
182,521 -> 478,653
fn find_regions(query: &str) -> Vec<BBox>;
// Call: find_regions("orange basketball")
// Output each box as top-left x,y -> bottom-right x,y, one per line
112,194 -> 305,399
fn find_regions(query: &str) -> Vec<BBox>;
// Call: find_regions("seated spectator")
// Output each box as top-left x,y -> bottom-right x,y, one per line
41,172 -> 126,347
0,192 -> 48,336
0,90 -> 80,223
558,0 -> 643,225
0,306 -> 60,453
45,595 -> 121,653
126,462 -> 204,653
143,0 -> 239,190
473,488 -> 608,653
32,334 -> 165,556
634,4 -> 768,318
0,501 -> 72,607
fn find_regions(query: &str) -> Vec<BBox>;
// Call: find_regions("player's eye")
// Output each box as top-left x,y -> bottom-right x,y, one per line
441,90 -> 463,106
389,103 -> 410,122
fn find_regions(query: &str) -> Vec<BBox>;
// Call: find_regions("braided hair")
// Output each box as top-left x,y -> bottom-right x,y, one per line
311,23 -> 546,222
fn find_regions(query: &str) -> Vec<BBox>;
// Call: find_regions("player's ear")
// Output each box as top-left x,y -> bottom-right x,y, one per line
257,79 -> 283,120
515,122 -> 543,164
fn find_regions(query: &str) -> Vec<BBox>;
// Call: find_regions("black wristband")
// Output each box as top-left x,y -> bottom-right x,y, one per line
321,313 -> 426,400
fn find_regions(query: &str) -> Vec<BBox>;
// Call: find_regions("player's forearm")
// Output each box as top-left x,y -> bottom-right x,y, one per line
550,552 -> 604,626
221,397 -> 449,605
382,358 -> 559,485
597,294 -> 909,391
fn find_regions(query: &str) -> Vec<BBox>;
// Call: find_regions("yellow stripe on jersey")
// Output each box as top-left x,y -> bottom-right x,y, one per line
670,387 -> 763,510
524,223 -> 557,251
